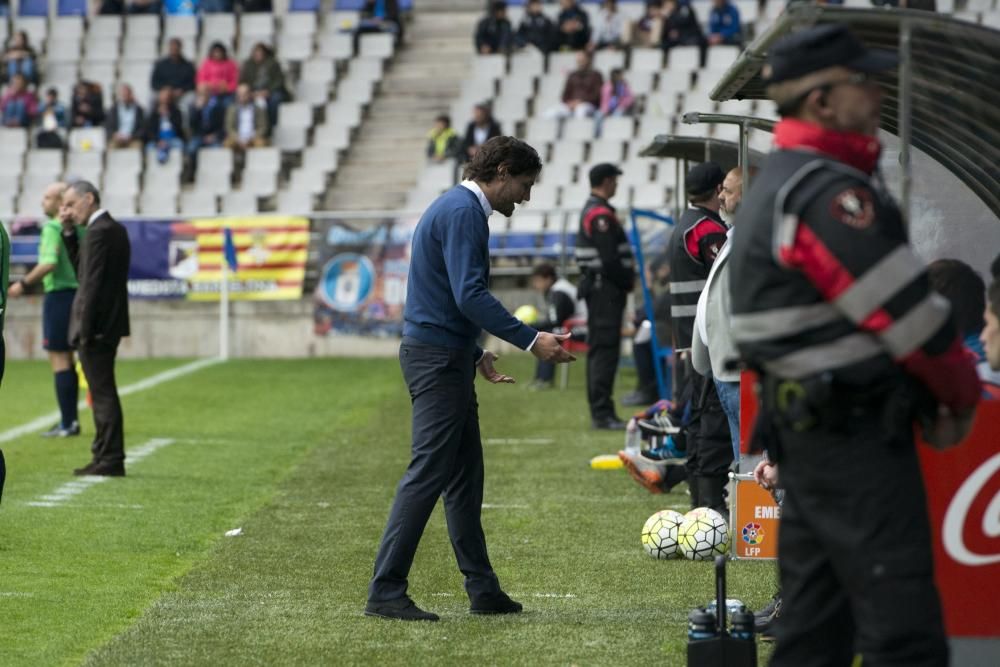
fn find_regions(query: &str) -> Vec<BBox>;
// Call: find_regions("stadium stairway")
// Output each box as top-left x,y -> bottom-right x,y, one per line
322,10 -> 479,211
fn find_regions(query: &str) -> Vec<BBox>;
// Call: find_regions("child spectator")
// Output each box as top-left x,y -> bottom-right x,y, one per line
144,87 -> 186,164
224,83 -> 269,152
544,51 -> 603,119
461,103 -> 501,162
557,0 -> 591,51
426,115 -> 459,162
599,68 -> 635,117
36,87 -> 67,148
239,43 -> 289,127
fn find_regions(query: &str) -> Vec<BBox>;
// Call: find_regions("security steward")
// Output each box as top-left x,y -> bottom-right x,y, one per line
667,162 -> 732,513
729,25 -> 980,667
575,163 -> 634,430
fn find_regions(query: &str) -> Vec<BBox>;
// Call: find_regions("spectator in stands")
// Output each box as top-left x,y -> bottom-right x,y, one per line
591,0 -> 626,50
527,263 -> 583,390
633,1 -> 665,48
184,84 -> 226,180
105,84 -> 145,150
100,0 -> 161,13
928,259 -> 1000,395
599,68 -> 635,117
475,1 -> 514,55
239,43 -> 289,128
355,0 -> 403,51
200,0 -> 234,10
622,255 -> 671,406
224,83 -> 269,152
426,114 -> 459,162
240,0 -> 273,11
0,74 -> 37,128
197,42 -> 239,103
152,38 -> 197,100
461,103 -> 501,162
707,0 -> 743,46
516,0 -> 557,54
2,31 -> 37,86
544,50 -> 603,119
70,81 -> 105,129
144,87 -> 186,164
661,0 -> 707,58
36,87 -> 67,149
557,0 -> 592,51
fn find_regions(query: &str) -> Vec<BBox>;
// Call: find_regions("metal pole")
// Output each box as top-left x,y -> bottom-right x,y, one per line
740,120 -> 750,191
220,262 -> 230,360
898,19 -> 913,226
675,158 -> 682,221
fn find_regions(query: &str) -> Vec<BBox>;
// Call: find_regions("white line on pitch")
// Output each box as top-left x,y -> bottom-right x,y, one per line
483,438 -> 554,446
532,593 -> 577,599
481,503 -> 530,509
0,358 -> 222,445
24,438 -> 175,508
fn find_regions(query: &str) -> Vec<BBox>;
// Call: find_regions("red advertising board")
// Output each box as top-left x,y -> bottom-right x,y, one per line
740,372 -> 1000,637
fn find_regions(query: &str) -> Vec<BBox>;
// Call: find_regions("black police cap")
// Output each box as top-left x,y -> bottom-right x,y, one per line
589,163 -> 623,188
765,23 -> 898,84
685,162 -> 725,196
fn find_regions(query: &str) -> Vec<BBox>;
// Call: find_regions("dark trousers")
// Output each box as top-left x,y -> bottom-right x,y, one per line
368,339 -> 500,603
682,362 -> 733,511
585,287 -> 626,422
535,360 -> 555,382
771,420 -> 947,667
78,337 -> 125,466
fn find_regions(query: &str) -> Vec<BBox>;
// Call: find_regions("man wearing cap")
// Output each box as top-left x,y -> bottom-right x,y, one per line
575,163 -> 634,430
729,24 -> 979,666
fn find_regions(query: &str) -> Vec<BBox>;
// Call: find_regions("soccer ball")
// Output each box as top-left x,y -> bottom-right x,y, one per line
678,508 -> 729,560
641,510 -> 685,559
513,304 -> 539,325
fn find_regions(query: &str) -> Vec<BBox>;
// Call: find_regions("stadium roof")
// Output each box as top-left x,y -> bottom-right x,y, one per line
709,5 -> 1000,220
638,135 -> 768,171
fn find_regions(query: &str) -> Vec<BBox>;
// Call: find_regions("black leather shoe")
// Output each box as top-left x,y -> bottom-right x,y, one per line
592,418 -> 627,431
470,591 -> 523,615
364,596 -> 439,621
90,463 -> 126,477
73,461 -> 99,476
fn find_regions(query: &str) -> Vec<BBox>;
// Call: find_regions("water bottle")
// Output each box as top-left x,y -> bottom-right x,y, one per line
687,609 -> 718,641
624,418 -> 641,454
731,609 -> 755,642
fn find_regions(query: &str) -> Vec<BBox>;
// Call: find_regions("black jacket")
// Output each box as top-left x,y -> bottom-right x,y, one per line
462,120 -> 501,157
150,56 -> 196,94
516,13 -> 557,53
143,105 -> 187,143
70,212 -> 131,345
104,102 -> 145,142
667,205 -> 727,349
188,98 -> 226,141
475,16 -> 513,53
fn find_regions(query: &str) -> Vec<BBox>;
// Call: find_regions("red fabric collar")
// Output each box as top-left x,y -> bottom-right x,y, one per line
773,118 -> 882,175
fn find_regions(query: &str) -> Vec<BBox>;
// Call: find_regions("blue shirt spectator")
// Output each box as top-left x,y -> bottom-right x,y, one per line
708,0 -> 742,46
0,74 -> 37,128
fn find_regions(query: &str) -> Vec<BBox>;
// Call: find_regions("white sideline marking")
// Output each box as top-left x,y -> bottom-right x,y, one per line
532,593 -> 577,599
25,438 -> 174,508
483,438 -> 554,446
481,503 -> 529,509
0,358 -> 221,445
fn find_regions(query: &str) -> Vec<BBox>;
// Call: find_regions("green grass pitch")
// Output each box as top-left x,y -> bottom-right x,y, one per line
0,355 -> 776,666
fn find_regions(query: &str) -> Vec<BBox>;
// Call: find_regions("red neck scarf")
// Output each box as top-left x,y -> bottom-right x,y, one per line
773,118 -> 882,175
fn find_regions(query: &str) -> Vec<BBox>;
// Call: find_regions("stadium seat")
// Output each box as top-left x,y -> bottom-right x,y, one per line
317,34 -> 354,60
706,46 -> 741,71
283,12 -> 318,35
631,48 -> 664,73
221,191 -> 259,215
473,54 -> 506,80
89,16 -> 123,40
64,151 -> 103,183
289,0 -> 321,10
164,15 -> 198,40
287,167 -> 328,195
276,190 -> 314,213
594,50 -> 626,76
626,70 -> 655,96
14,17 -> 48,46
277,33 -> 314,62
241,169 -> 278,197
302,146 -> 338,174
548,52 -> 578,76
107,148 -> 142,175
601,116 -> 635,141
103,192 -> 136,216
68,128 -> 107,153
180,191 -> 219,216
103,169 -> 141,196
26,150 -> 64,176
589,138 -> 624,163
550,140 -> 585,165
510,50 -> 545,78
668,46 -> 702,71
201,14 -> 237,54
85,40 -> 121,63
123,38 -> 158,62
336,75 -> 374,106
140,191 -> 178,215
522,183 -> 559,210
0,128 -> 28,157
633,183 -> 667,209
272,126 -> 308,152
127,15 -> 161,39
523,118 -> 559,144
563,118 -> 596,142
359,33 -> 394,59
46,38 -> 82,63
57,0 -> 88,15
52,16 -> 85,40
324,100 -> 363,128
18,0 -> 48,17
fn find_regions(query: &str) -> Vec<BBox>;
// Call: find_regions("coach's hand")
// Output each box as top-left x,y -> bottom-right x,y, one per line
477,351 -> 515,384
531,332 -> 576,363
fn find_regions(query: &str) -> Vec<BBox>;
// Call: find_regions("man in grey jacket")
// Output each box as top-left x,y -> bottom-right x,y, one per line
692,167 -> 747,461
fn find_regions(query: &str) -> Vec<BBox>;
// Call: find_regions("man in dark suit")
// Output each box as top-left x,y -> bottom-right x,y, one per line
62,181 -> 131,477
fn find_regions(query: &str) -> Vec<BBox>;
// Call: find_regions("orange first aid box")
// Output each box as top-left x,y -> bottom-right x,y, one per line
729,473 -> 781,560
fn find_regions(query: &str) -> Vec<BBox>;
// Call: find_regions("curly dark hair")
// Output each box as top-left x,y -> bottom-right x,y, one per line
462,136 -> 542,183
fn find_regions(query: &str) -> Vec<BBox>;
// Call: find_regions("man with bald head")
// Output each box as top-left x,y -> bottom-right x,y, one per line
7,181 -> 86,437
64,181 -> 131,477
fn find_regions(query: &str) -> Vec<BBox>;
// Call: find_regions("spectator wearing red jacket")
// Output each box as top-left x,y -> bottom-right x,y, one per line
197,42 -> 239,102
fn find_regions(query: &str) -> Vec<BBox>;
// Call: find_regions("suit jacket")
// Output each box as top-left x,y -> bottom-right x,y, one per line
225,103 -> 269,143
70,212 -> 131,345
105,102 -> 146,142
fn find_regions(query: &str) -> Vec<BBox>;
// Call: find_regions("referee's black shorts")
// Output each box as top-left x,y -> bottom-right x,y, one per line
43,289 -> 76,352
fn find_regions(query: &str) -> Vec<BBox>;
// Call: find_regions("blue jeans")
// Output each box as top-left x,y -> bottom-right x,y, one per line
713,379 -> 740,461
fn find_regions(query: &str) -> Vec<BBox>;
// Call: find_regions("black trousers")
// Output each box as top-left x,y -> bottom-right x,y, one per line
368,339 -> 500,603
680,358 -> 733,511
771,419 -> 947,667
78,337 -> 125,466
585,287 -> 626,422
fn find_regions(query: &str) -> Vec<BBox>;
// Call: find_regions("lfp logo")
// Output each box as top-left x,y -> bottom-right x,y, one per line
742,522 -> 765,546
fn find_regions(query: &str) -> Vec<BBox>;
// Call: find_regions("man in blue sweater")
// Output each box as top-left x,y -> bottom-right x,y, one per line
366,137 -> 576,621
707,0 -> 742,47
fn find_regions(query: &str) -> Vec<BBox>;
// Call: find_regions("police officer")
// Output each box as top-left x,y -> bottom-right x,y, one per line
575,163 -> 634,430
669,162 -> 732,513
729,25 -> 980,666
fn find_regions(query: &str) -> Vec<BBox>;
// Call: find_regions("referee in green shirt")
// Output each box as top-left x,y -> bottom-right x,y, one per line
7,182 -> 86,437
